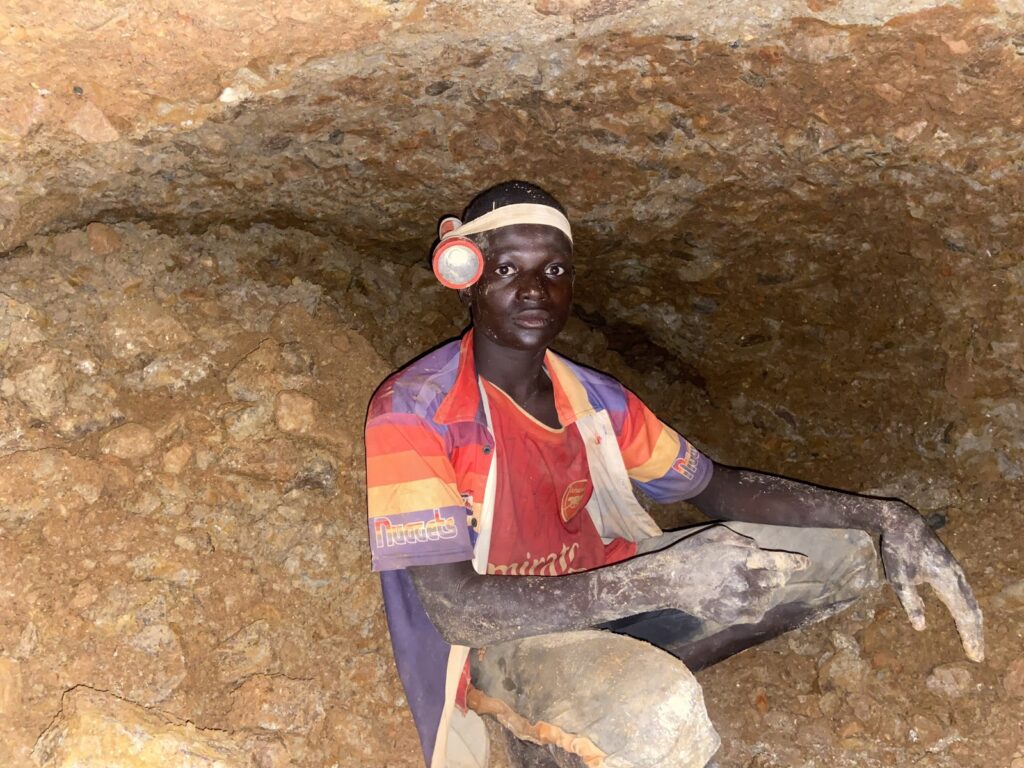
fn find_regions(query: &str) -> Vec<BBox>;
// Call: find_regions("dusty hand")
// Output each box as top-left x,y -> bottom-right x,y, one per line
878,501 -> 985,662
652,525 -> 809,625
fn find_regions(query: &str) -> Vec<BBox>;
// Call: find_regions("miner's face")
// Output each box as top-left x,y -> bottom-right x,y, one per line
461,224 -> 574,353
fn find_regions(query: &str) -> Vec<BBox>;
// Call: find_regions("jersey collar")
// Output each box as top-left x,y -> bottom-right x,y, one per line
434,330 -> 589,427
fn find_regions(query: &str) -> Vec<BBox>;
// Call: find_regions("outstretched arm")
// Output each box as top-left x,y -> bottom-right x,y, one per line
410,525 -> 808,648
690,463 -> 984,662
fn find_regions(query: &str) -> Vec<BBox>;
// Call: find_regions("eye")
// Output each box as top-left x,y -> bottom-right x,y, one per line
546,264 -> 568,277
494,264 -> 515,277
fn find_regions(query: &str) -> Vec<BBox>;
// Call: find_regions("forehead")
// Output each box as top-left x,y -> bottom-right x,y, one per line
481,224 -> 573,262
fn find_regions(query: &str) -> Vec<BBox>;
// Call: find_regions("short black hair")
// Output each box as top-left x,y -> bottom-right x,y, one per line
462,180 -> 566,222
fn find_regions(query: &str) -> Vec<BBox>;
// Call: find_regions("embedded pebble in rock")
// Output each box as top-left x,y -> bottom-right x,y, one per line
817,637 -> 869,695
161,443 -> 193,475
10,351 -> 66,421
0,449 -> 105,523
209,620 -> 278,684
992,579 -> 1024,609
85,222 -> 122,255
0,657 -> 22,715
65,101 -> 120,144
227,674 -> 326,735
98,423 -> 157,460
1004,660 -> 1024,698
275,390 -> 320,435
926,663 -> 974,698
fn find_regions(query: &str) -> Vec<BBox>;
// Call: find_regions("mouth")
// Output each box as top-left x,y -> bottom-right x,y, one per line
513,309 -> 553,328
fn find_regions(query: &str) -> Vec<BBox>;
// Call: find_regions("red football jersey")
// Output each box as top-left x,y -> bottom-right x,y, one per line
481,378 -> 637,576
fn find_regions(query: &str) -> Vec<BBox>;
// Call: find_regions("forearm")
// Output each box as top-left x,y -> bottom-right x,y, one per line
690,463 -> 908,535
409,558 -> 669,647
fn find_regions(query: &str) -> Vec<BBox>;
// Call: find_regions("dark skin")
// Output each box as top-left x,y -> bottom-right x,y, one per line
410,223 -> 984,664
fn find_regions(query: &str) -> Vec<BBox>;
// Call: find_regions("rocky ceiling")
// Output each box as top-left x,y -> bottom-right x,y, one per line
2,0 -> 1023,484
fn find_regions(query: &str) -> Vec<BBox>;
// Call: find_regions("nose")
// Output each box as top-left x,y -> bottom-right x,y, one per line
515,270 -> 547,301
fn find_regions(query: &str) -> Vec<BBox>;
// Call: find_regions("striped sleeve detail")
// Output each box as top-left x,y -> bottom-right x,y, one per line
619,391 -> 679,477
617,389 -> 713,502
366,411 -> 473,571
368,477 -> 463,518
627,422 -> 683,482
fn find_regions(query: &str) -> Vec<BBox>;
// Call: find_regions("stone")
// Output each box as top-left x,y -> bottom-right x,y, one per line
275,390 -> 319,435
926,664 -> 974,698
137,354 -> 212,391
55,379 -> 123,437
66,101 -> 119,143
161,443 -> 194,475
86,222 -> 122,255
227,674 -> 325,735
217,437 -> 329,484
0,657 -> 22,715
0,293 -> 46,355
992,579 -> 1024,609
101,299 -> 194,360
32,687 -> 249,767
210,620 -> 277,684
11,350 -> 67,421
818,649 -> 869,694
226,339 -> 313,403
1004,659 -> 1024,698
99,423 -> 157,460
908,713 -> 945,749
0,449 -> 104,523
110,624 -> 188,706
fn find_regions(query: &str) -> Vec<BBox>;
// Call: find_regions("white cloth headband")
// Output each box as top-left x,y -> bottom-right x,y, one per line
443,203 -> 573,243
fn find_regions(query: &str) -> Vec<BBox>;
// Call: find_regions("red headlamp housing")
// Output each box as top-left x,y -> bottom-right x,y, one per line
432,237 -> 484,290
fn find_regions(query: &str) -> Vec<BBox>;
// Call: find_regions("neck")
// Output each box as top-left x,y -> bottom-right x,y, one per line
472,331 -> 548,404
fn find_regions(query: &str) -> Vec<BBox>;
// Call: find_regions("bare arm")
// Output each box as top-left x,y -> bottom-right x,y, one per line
691,463 -> 908,533
690,463 -> 985,662
410,526 -> 808,648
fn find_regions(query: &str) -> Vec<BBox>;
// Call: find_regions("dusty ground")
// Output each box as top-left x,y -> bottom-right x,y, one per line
1,222 -> 1022,767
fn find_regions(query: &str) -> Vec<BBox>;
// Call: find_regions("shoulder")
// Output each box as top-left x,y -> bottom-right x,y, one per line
549,350 -> 630,413
368,337 -> 463,422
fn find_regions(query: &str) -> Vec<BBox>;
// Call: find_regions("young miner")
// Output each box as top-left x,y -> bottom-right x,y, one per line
365,181 -> 984,768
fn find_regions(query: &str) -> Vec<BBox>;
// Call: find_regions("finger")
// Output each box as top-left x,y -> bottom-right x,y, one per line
928,567 -> 986,663
892,580 -> 927,631
880,544 -> 927,630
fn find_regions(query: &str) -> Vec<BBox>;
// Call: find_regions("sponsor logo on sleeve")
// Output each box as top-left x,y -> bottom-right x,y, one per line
672,442 -> 698,480
373,508 -> 460,550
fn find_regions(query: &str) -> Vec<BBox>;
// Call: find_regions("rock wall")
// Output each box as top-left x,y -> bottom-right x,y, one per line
0,223 -> 420,766
2,0 -> 1022,496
